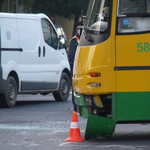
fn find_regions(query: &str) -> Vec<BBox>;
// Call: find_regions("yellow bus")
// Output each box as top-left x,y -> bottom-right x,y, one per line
73,0 -> 150,139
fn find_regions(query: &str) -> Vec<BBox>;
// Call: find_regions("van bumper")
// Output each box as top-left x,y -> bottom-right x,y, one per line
0,79 -> 6,93
0,66 -> 6,93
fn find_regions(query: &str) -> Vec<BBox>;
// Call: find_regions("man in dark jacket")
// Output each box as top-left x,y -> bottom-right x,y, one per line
68,22 -> 83,111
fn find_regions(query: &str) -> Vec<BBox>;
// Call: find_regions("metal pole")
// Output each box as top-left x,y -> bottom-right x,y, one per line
13,0 -> 18,13
7,0 -> 10,12
16,0 -> 18,13
13,0 -> 16,13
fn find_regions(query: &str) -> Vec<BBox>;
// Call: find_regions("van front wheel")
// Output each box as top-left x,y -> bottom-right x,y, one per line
0,76 -> 17,107
53,72 -> 70,102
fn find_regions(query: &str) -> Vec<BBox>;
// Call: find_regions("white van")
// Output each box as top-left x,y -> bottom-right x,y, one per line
0,13 -> 71,107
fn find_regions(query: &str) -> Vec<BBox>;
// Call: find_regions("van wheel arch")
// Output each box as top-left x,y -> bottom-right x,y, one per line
63,68 -> 71,79
9,71 -> 19,92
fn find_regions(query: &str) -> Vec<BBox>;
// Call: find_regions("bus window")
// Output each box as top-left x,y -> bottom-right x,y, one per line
118,0 -> 150,15
118,17 -> 150,33
117,0 -> 150,33
85,0 -> 110,33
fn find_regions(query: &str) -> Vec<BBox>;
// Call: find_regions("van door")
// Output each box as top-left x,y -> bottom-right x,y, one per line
0,17 -> 20,87
41,18 -> 64,90
17,17 -> 44,92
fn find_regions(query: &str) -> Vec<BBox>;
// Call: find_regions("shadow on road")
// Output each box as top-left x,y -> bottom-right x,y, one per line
16,100 -> 56,107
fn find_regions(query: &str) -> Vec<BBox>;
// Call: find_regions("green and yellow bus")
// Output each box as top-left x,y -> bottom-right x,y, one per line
73,0 -> 150,139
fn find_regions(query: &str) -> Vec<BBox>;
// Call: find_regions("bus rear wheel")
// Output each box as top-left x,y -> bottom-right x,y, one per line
0,76 -> 17,107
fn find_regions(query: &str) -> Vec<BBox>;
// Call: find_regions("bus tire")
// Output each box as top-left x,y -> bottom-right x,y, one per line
0,76 -> 17,108
53,72 -> 70,102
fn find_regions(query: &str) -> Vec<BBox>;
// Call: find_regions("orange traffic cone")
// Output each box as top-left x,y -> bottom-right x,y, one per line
65,111 -> 84,142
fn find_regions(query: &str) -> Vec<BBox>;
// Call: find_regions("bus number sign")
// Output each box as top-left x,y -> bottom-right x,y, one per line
137,42 -> 150,52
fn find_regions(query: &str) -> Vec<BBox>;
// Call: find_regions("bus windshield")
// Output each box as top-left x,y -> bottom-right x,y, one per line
84,0 -> 110,34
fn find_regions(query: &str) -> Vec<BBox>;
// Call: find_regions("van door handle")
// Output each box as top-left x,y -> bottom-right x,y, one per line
38,46 -> 41,57
43,46 -> 45,57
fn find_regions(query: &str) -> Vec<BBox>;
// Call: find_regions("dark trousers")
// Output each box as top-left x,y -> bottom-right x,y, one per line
70,68 -> 77,111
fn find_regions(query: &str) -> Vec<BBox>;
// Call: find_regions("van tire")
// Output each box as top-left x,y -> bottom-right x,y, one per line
0,76 -> 17,107
53,72 -> 70,101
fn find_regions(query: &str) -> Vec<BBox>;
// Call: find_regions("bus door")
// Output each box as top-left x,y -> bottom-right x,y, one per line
115,0 -> 150,120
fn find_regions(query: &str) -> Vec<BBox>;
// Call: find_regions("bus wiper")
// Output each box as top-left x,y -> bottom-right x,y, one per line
83,27 -> 94,43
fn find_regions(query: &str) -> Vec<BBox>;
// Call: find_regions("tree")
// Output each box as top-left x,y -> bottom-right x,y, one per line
19,0 -> 89,35
19,0 -> 36,12
0,0 -> 3,12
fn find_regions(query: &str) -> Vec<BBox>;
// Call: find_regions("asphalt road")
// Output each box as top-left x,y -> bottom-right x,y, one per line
0,94 -> 150,150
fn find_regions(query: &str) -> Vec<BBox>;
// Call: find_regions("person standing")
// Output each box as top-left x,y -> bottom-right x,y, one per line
68,22 -> 83,111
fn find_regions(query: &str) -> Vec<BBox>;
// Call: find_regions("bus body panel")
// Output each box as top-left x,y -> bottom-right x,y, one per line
73,37 -> 115,94
115,92 -> 150,121
116,34 -> 150,67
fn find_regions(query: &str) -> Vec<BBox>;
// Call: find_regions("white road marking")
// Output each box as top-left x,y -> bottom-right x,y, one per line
58,143 -> 148,149
0,124 -> 68,131
58,142 -> 72,146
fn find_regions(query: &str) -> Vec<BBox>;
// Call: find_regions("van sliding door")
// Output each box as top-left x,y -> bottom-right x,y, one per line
17,18 -> 44,92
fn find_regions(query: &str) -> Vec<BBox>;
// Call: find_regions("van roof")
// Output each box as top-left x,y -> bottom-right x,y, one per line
0,12 -> 48,19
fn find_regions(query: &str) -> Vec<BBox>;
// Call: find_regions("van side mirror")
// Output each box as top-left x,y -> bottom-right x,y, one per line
59,35 -> 66,49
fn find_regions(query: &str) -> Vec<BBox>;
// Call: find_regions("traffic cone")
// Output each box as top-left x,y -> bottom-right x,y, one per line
65,111 -> 84,142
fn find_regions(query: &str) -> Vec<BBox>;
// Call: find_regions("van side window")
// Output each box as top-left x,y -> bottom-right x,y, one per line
41,19 -> 58,49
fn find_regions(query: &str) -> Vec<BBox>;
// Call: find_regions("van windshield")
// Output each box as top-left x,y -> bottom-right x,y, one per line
84,0 -> 110,34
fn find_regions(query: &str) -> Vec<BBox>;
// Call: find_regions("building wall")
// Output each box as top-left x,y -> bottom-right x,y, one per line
0,0 -> 7,12
1,0 -> 16,12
